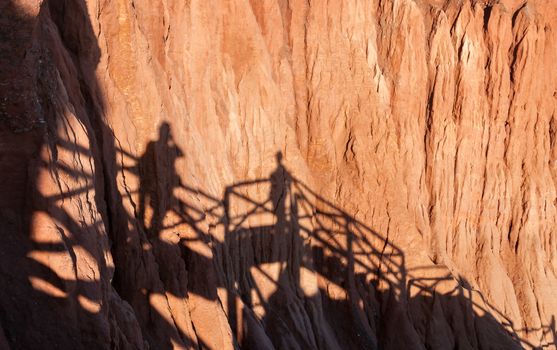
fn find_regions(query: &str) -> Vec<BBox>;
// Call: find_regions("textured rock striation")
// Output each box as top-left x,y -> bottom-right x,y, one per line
1,0 -> 557,349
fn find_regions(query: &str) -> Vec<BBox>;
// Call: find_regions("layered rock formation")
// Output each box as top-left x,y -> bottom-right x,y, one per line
1,0 -> 557,348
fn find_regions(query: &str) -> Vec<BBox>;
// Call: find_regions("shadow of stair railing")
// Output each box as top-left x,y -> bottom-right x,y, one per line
113,130 -> 555,349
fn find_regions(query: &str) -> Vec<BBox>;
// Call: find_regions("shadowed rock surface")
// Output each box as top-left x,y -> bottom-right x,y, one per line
1,0 -> 557,349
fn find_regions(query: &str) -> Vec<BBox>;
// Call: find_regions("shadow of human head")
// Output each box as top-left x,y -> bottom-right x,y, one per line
159,121 -> 171,140
160,122 -> 184,165
276,151 -> 283,164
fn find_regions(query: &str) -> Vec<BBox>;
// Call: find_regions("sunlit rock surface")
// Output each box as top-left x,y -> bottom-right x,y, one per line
1,0 -> 557,349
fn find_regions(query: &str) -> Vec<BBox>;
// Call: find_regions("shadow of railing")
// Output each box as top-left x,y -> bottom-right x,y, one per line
117,136 -> 553,348
215,170 -> 405,349
407,267 -> 557,349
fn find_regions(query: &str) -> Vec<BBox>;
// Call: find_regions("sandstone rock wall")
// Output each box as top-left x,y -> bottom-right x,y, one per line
1,0 -> 557,349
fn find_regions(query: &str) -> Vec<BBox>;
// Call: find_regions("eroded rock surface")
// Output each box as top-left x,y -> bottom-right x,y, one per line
1,0 -> 557,349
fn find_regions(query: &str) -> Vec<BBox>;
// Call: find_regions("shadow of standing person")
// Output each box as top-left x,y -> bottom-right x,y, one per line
132,122 -> 201,348
270,152 -> 290,228
253,152 -> 319,349
137,122 -> 183,237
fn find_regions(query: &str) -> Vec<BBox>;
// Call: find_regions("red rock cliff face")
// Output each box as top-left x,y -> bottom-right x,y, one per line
1,0 -> 557,349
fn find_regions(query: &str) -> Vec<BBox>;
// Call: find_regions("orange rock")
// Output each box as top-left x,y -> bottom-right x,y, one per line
1,0 -> 556,349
